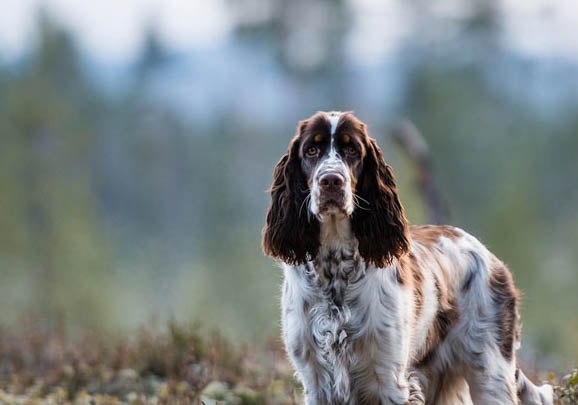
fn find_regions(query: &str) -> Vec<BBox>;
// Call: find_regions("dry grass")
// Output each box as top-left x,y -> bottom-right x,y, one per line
0,318 -> 575,404
0,318 -> 298,404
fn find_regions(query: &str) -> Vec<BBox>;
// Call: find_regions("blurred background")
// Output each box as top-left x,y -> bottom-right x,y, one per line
0,0 -> 576,371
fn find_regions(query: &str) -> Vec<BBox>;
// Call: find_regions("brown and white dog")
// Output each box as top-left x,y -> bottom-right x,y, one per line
262,111 -> 553,405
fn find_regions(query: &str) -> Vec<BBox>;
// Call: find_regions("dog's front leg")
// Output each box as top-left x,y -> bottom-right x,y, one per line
297,363 -> 334,405
354,270 -> 415,405
281,273 -> 335,405
377,367 -> 411,405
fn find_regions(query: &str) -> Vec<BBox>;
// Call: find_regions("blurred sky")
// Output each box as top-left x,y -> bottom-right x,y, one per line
1,0 -> 578,64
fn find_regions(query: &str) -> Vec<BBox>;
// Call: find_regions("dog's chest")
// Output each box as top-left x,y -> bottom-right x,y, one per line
282,246 -> 377,401
305,246 -> 369,358
312,244 -> 363,306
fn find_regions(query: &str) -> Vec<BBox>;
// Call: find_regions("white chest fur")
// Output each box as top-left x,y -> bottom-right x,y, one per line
281,232 -> 411,404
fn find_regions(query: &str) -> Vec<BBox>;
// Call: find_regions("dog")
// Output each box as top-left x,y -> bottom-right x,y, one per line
262,111 -> 553,405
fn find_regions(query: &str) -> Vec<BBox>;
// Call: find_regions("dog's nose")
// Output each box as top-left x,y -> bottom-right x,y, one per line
319,173 -> 345,191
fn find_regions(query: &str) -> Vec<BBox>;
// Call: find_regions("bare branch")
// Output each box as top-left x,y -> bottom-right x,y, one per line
392,120 -> 447,225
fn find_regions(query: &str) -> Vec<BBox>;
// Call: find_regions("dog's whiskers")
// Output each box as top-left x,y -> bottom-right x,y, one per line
353,193 -> 370,211
353,193 -> 370,206
299,193 -> 312,218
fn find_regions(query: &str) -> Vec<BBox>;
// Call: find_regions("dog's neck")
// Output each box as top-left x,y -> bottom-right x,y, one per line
319,214 -> 354,249
312,215 -> 361,301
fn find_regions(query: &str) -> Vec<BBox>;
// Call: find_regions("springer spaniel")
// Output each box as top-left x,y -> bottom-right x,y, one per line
262,111 -> 553,405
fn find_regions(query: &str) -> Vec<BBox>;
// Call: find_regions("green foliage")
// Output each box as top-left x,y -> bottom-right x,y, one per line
553,369 -> 578,405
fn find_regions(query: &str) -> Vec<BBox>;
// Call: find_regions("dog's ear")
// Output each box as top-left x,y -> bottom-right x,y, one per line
352,136 -> 409,267
262,120 -> 320,265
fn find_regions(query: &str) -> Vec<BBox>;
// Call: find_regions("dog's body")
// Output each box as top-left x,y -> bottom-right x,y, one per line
282,223 -> 518,405
263,111 -> 553,405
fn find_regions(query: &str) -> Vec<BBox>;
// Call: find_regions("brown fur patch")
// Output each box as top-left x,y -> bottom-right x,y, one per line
399,253 -> 425,322
402,226 -> 462,366
351,134 -> 410,267
489,259 -> 520,361
416,271 -> 459,366
262,121 -> 321,264
410,225 -> 461,247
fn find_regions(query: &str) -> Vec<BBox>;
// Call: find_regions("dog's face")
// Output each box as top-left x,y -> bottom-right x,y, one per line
262,111 -> 409,267
299,112 -> 366,219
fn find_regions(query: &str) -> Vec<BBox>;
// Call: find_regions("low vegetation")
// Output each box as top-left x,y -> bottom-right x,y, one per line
0,319 -> 575,404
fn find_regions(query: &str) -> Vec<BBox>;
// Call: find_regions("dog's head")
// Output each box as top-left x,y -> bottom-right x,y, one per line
262,111 -> 409,267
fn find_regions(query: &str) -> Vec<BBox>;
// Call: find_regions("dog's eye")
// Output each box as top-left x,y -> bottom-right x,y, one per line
344,146 -> 358,156
306,146 -> 319,157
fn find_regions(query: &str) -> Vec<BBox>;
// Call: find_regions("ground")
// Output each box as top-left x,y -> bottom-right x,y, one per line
0,319 -> 575,404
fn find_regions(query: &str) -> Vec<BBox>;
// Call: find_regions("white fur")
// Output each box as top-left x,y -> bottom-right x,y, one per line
328,112 -> 341,159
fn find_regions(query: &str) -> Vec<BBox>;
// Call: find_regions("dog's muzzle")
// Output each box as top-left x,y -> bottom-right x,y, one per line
317,172 -> 346,212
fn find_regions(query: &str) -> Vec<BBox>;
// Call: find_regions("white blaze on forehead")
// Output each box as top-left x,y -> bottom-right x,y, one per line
329,113 -> 342,135
327,112 -> 343,158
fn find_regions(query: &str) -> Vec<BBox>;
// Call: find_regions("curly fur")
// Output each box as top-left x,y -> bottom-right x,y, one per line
351,137 -> 409,268
262,121 -> 320,265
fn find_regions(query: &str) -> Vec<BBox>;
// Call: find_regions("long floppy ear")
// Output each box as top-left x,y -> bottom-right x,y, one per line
262,121 -> 320,265
352,136 -> 409,267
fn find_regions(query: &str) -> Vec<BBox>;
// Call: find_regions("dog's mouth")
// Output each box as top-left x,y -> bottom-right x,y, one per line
317,194 -> 349,217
